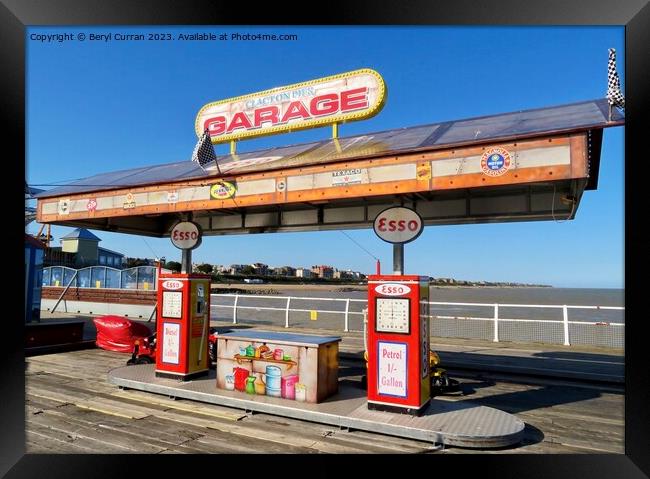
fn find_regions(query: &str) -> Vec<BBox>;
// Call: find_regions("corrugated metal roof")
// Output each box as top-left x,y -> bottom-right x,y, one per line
35,98 -> 624,199
60,228 -> 101,241
26,185 -> 45,198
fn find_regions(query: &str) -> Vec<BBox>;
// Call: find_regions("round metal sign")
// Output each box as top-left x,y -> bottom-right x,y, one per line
170,221 -> 202,250
373,207 -> 423,244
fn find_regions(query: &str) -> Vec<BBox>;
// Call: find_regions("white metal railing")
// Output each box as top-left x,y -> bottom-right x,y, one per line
427,301 -> 625,347
214,293 -> 365,332
210,293 -> 625,348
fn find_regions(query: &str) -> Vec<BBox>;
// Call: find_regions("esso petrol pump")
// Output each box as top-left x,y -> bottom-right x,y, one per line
366,276 -> 431,415
155,273 -> 211,380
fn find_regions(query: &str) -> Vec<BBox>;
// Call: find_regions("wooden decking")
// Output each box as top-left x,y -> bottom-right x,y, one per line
25,348 -> 624,454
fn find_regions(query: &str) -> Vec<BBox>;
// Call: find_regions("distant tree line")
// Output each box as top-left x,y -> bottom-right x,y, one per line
164,260 -> 182,272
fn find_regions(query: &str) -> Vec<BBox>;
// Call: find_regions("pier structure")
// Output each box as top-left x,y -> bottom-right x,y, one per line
32,98 -> 624,450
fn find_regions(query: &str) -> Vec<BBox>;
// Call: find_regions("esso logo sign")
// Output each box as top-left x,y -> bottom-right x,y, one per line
170,221 -> 202,250
162,280 -> 183,290
375,283 -> 411,296
373,207 -> 423,244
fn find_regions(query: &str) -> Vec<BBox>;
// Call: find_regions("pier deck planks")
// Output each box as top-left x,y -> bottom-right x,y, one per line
25,348 -> 623,454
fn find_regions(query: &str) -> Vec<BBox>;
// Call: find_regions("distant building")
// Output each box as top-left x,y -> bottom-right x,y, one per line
296,268 -> 312,278
333,270 -> 351,280
311,265 -> 334,279
45,228 -> 125,269
98,247 -> 125,268
333,269 -> 365,280
60,228 -> 101,266
272,266 -> 296,276
228,264 -> 246,275
251,263 -> 269,276
349,271 -> 365,280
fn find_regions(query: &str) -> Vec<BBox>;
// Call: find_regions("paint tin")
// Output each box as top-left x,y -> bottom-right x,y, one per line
281,374 -> 299,400
295,383 -> 306,402
264,365 -> 282,391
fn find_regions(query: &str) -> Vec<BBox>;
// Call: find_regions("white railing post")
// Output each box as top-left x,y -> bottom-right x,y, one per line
493,304 -> 499,342
232,295 -> 239,324
563,305 -> 570,345
285,297 -> 291,328
344,299 -> 350,332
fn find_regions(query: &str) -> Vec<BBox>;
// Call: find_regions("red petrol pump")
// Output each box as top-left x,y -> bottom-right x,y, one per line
154,220 -> 211,380
367,275 -> 430,415
366,206 -> 430,415
155,273 -> 211,380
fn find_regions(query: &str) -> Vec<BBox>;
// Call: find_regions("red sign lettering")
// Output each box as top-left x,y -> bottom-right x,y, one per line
204,116 -> 226,135
281,101 -> 311,123
203,88 -> 372,140
373,207 -> 423,244
196,69 -> 385,144
340,87 -> 369,112
309,93 -> 339,116
170,221 -> 202,250
227,111 -> 253,133
254,106 -> 280,128
374,283 -> 411,296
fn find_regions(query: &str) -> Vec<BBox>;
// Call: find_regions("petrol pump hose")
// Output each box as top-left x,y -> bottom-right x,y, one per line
363,309 -> 368,351
363,308 -> 368,362
196,292 -> 207,366
197,314 -> 207,365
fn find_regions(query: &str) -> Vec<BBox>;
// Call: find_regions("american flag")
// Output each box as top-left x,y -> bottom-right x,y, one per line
606,48 -> 625,110
191,129 -> 219,172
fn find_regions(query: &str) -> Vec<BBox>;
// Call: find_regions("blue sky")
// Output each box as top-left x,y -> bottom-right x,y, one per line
26,26 -> 624,288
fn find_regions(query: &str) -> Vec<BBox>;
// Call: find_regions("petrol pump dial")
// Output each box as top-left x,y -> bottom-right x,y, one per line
376,297 -> 410,333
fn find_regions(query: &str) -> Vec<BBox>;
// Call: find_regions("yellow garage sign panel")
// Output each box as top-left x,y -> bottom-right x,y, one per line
195,68 -> 386,144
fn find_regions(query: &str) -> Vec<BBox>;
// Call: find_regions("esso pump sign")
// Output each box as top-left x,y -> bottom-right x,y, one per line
161,280 -> 184,290
375,283 -> 411,296
170,221 -> 202,250
373,207 -> 423,244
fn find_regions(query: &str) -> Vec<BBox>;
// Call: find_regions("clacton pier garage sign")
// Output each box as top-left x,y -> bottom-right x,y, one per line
195,69 -> 386,144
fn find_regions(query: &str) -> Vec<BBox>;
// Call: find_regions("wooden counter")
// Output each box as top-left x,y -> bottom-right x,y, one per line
215,330 -> 341,403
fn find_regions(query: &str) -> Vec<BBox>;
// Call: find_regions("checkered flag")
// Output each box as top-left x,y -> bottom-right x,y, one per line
192,129 -> 220,173
606,48 -> 625,110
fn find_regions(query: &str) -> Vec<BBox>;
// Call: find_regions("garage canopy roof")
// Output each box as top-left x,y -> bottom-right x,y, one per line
35,98 -> 623,199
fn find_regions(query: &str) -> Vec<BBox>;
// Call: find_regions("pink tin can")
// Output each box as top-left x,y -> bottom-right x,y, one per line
281,374 -> 299,400
273,348 -> 284,360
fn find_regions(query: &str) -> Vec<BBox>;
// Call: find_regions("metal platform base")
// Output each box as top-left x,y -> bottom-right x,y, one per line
108,365 -> 525,449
